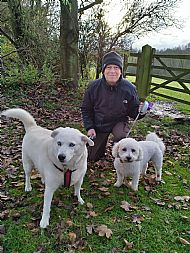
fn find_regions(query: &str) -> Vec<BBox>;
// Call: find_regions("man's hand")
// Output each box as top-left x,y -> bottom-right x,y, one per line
139,101 -> 149,113
139,101 -> 153,113
87,129 -> 96,139
138,102 -> 145,113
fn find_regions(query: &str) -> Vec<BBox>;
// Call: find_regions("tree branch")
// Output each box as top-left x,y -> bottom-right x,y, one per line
109,0 -> 181,49
0,26 -> 16,46
78,0 -> 103,14
1,47 -> 27,58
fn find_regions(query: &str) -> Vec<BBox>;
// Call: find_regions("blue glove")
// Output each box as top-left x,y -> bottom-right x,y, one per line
140,101 -> 153,113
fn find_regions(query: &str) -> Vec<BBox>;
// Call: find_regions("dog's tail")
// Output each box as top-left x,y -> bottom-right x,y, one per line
1,108 -> 37,132
146,132 -> 165,155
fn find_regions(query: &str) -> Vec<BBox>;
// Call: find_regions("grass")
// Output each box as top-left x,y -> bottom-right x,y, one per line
150,77 -> 190,114
0,83 -> 190,253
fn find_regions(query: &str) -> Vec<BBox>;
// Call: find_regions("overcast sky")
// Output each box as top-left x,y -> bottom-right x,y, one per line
106,0 -> 190,50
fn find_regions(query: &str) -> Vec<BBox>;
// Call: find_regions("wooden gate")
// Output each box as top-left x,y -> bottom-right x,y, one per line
124,45 -> 190,105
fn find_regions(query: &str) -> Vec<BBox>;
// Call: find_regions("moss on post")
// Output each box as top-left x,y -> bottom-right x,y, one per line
135,44 -> 155,100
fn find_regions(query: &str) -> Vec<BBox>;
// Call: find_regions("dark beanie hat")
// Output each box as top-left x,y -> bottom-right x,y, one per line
102,51 -> 123,73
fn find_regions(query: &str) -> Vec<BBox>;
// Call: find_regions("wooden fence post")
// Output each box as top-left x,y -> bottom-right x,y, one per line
123,50 -> 130,76
135,44 -> 155,100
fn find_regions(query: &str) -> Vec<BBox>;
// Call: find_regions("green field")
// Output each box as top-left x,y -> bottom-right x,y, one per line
127,76 -> 190,115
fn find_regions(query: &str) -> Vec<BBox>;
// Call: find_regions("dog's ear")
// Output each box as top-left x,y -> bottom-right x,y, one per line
112,142 -> 120,158
81,135 -> 94,146
137,147 -> 143,161
51,130 -> 59,138
51,127 -> 64,138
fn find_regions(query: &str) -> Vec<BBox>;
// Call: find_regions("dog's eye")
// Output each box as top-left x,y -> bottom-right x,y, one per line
57,141 -> 62,146
69,143 -> 75,147
122,148 -> 127,152
131,149 -> 136,153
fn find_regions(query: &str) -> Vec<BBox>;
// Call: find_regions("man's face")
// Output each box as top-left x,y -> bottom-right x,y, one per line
104,64 -> 121,85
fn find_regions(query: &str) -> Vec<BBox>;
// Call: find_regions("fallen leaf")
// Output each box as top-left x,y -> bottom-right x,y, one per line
121,201 -> 131,211
12,212 -> 21,220
144,185 -> 152,192
68,232 -> 77,244
152,198 -> 166,206
31,173 -> 41,179
144,175 -> 157,185
86,211 -> 98,218
104,206 -> 114,212
180,215 -> 188,220
86,202 -> 93,209
174,196 -> 190,202
0,210 -> 9,219
101,179 -> 112,186
102,191 -> 111,196
124,239 -> 133,250
164,170 -> 173,176
165,160 -> 174,166
15,182 -> 25,187
178,237 -> 190,245
98,187 -> 109,192
86,224 -> 94,234
182,179 -> 188,185
120,201 -> 137,211
65,219 -> 73,227
0,193 -> 10,201
141,206 -> 151,211
96,225 -> 113,239
132,214 -> 144,224
151,125 -> 160,129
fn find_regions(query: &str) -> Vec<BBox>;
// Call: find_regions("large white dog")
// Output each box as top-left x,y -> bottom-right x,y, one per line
112,133 -> 165,191
1,108 -> 94,228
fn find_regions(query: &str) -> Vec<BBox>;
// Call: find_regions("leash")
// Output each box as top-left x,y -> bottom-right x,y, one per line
126,101 -> 153,138
126,112 -> 140,138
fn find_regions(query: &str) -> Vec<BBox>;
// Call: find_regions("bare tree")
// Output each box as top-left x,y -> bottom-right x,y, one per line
78,17 -> 97,79
79,0 -> 182,78
109,0 -> 181,49
79,6 -> 112,79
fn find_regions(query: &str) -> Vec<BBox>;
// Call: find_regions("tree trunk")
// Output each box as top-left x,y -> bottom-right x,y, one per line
95,49 -> 104,79
95,59 -> 102,79
60,0 -> 79,88
7,0 -> 34,66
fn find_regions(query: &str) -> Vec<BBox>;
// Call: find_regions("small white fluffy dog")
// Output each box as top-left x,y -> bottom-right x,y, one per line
1,108 -> 94,228
112,133 -> 165,191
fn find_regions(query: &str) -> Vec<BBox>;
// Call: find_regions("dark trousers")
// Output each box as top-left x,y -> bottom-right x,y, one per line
87,121 -> 129,162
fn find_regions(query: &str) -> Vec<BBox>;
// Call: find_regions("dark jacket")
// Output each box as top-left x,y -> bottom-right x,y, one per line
81,77 -> 142,133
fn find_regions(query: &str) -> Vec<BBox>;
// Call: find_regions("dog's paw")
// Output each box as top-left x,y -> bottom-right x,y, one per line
130,182 -> 138,191
25,185 -> 32,192
40,218 -> 49,228
78,197 -> 84,205
131,186 -> 138,192
41,178 -> 45,184
156,176 -> 162,182
114,182 -> 122,187
156,178 -> 165,184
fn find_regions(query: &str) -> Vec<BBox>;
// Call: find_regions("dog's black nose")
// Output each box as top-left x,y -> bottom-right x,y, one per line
126,156 -> 132,162
58,154 -> 66,162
